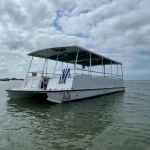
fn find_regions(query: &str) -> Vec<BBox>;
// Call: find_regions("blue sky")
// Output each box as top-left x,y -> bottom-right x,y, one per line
0,0 -> 150,80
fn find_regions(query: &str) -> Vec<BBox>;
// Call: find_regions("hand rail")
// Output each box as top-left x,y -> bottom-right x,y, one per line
28,67 -> 122,78
74,68 -> 122,76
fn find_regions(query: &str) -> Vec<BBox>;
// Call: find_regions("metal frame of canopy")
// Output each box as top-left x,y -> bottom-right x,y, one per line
26,45 -> 123,78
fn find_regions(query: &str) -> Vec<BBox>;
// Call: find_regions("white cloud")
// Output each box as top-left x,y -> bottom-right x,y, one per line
0,0 -> 149,79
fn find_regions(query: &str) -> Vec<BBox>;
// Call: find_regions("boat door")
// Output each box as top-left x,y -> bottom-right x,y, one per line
40,77 -> 49,90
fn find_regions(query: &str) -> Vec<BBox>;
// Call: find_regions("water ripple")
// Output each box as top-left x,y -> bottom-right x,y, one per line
0,81 -> 150,149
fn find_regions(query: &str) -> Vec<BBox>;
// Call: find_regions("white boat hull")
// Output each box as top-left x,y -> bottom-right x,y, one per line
6,87 -> 125,103
6,75 -> 125,103
47,87 -> 125,103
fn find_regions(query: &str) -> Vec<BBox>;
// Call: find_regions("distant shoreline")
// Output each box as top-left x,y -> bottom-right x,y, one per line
125,80 -> 150,81
0,78 -> 24,81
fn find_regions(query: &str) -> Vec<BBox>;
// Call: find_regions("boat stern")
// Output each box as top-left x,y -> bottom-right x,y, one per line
6,89 -> 34,99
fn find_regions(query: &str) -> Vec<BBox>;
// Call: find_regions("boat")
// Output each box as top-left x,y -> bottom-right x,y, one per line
6,45 -> 125,103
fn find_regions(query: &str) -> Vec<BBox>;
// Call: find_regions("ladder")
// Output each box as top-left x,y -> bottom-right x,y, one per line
62,90 -> 71,103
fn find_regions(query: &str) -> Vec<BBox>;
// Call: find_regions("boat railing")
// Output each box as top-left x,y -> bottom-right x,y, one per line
54,68 -> 122,79
74,68 -> 122,78
27,67 -> 122,79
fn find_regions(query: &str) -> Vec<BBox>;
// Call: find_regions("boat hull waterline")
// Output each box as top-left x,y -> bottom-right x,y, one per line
7,87 -> 125,103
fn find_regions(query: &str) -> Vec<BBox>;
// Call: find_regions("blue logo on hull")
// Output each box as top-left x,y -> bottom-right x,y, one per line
59,68 -> 70,84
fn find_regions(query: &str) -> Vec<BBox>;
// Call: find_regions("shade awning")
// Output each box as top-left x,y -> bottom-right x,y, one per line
28,45 -> 121,66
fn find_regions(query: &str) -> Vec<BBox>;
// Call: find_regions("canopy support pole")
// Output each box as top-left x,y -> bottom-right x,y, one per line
117,64 -> 118,77
102,58 -> 103,76
121,64 -> 123,79
45,59 -> 47,77
111,61 -> 112,77
42,58 -> 47,76
62,62 -> 63,69
74,49 -> 79,76
26,56 -> 33,77
104,65 -> 105,77
46,50 -> 48,77
90,53 -> 91,75
53,50 -> 60,77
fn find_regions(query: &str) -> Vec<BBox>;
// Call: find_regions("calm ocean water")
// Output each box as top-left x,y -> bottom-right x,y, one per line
0,81 -> 150,150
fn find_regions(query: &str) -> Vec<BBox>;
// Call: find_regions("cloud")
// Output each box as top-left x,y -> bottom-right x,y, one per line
0,0 -> 149,79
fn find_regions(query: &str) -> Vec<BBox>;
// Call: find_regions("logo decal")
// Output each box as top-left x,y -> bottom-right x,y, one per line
59,68 -> 70,84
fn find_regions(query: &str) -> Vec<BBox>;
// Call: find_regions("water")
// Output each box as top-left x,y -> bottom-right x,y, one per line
0,81 -> 150,150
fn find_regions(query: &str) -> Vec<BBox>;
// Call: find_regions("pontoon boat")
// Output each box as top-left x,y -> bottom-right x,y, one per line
6,45 -> 125,103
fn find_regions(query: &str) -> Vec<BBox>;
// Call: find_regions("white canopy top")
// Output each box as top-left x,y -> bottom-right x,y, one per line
28,45 -> 121,66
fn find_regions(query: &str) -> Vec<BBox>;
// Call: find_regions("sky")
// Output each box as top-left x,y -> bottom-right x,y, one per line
0,0 -> 150,80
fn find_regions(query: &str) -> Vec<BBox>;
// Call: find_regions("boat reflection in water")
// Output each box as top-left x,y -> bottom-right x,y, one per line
7,92 -> 125,144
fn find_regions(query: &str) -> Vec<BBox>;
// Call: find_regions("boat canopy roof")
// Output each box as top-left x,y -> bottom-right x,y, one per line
28,45 -> 121,66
